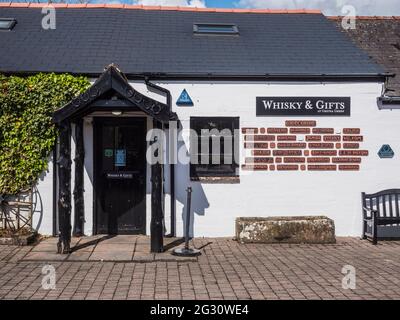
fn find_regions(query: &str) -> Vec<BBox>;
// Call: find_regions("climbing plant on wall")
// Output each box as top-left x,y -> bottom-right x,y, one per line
0,73 -> 90,195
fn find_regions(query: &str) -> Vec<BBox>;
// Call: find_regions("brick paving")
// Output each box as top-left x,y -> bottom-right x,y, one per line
0,237 -> 400,300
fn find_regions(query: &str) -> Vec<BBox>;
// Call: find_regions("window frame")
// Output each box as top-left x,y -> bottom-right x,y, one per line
190,116 -> 240,179
0,18 -> 17,31
193,23 -> 239,35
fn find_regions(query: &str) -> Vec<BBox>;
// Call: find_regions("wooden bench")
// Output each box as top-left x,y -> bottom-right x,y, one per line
362,189 -> 400,244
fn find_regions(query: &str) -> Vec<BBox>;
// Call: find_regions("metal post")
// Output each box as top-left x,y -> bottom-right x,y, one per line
172,186 -> 201,257
184,187 -> 192,250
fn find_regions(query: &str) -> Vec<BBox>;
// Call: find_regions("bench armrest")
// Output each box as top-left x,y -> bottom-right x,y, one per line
363,206 -> 378,213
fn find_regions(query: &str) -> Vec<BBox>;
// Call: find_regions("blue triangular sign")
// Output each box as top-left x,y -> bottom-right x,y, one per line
177,89 -> 194,106
378,145 -> 395,159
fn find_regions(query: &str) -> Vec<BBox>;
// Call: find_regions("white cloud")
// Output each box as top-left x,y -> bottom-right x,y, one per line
235,0 -> 400,15
132,0 -> 206,7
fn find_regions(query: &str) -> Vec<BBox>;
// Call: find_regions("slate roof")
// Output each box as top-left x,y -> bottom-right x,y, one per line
330,17 -> 400,96
0,4 -> 386,79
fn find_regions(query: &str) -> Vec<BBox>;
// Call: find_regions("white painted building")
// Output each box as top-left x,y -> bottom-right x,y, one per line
35,80 -> 400,238
1,5 -> 399,250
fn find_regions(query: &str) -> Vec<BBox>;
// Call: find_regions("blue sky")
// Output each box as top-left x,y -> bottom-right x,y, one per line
123,0 -> 400,15
206,0 -> 236,7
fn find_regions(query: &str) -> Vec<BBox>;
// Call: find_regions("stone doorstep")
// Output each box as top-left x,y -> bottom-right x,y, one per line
20,236 -> 199,263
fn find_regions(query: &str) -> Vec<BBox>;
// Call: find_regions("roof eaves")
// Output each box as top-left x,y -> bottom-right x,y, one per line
0,69 -> 391,81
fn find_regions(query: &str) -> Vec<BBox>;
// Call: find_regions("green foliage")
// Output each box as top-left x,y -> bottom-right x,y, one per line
0,73 -> 90,195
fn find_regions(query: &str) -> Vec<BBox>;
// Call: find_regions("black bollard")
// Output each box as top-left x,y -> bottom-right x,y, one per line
172,186 -> 201,257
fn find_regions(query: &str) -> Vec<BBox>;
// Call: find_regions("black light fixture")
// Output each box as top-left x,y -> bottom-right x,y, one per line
0,18 -> 17,31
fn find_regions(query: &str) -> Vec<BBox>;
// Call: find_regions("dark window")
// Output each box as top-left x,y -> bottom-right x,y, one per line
193,23 -> 239,35
0,18 -> 16,31
190,117 -> 239,178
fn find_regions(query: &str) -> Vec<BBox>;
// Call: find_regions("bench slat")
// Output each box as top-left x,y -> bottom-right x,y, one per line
369,198 -> 373,218
377,218 -> 400,225
376,197 -> 380,217
396,194 -> 400,218
389,194 -> 394,218
382,195 -> 387,217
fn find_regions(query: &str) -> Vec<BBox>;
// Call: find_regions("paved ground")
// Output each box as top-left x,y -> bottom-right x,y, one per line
0,237 -> 400,300
22,236 -> 197,263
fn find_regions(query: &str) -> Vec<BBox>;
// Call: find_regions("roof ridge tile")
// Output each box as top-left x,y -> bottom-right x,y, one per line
0,3 -> 322,14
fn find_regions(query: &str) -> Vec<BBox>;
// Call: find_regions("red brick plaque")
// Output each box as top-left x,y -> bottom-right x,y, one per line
267,128 -> 288,134
308,143 -> 334,149
252,150 -> 272,156
313,128 -> 334,134
311,150 -> 337,156
290,128 -> 311,134
307,157 -> 331,163
284,157 -> 306,163
277,143 -> 307,149
286,120 -> 317,127
332,157 -> 361,163
308,165 -> 337,171
343,136 -> 363,142
339,150 -> 368,156
273,150 -> 302,156
343,128 -> 361,134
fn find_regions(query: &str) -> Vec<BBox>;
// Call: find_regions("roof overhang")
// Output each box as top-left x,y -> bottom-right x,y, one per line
53,65 -> 177,124
20,71 -> 391,82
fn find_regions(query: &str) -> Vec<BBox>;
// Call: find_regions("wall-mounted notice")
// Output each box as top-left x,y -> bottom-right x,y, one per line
256,97 -> 351,116
115,149 -> 126,167
378,145 -> 394,159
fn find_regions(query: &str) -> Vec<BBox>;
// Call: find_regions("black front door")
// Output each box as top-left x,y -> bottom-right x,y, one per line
94,118 -> 147,235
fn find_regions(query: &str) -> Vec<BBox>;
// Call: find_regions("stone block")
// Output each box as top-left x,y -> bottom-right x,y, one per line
236,216 -> 336,244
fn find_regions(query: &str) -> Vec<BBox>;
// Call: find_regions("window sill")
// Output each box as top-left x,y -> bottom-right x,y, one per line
190,176 -> 240,184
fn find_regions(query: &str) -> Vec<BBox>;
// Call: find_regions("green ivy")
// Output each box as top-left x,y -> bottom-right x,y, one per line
0,73 -> 90,195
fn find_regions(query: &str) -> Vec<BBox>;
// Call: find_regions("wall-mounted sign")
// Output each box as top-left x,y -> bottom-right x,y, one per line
256,97 -> 351,116
378,145 -> 394,158
104,149 -> 113,158
177,89 -> 194,106
115,149 -> 126,167
107,173 -> 133,180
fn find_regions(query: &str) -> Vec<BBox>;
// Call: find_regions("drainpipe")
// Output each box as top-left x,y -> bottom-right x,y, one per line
145,77 -> 176,237
52,144 -> 58,237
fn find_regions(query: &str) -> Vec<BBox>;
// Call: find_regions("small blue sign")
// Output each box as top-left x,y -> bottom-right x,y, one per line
115,149 -> 126,167
378,145 -> 395,159
177,89 -> 194,106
